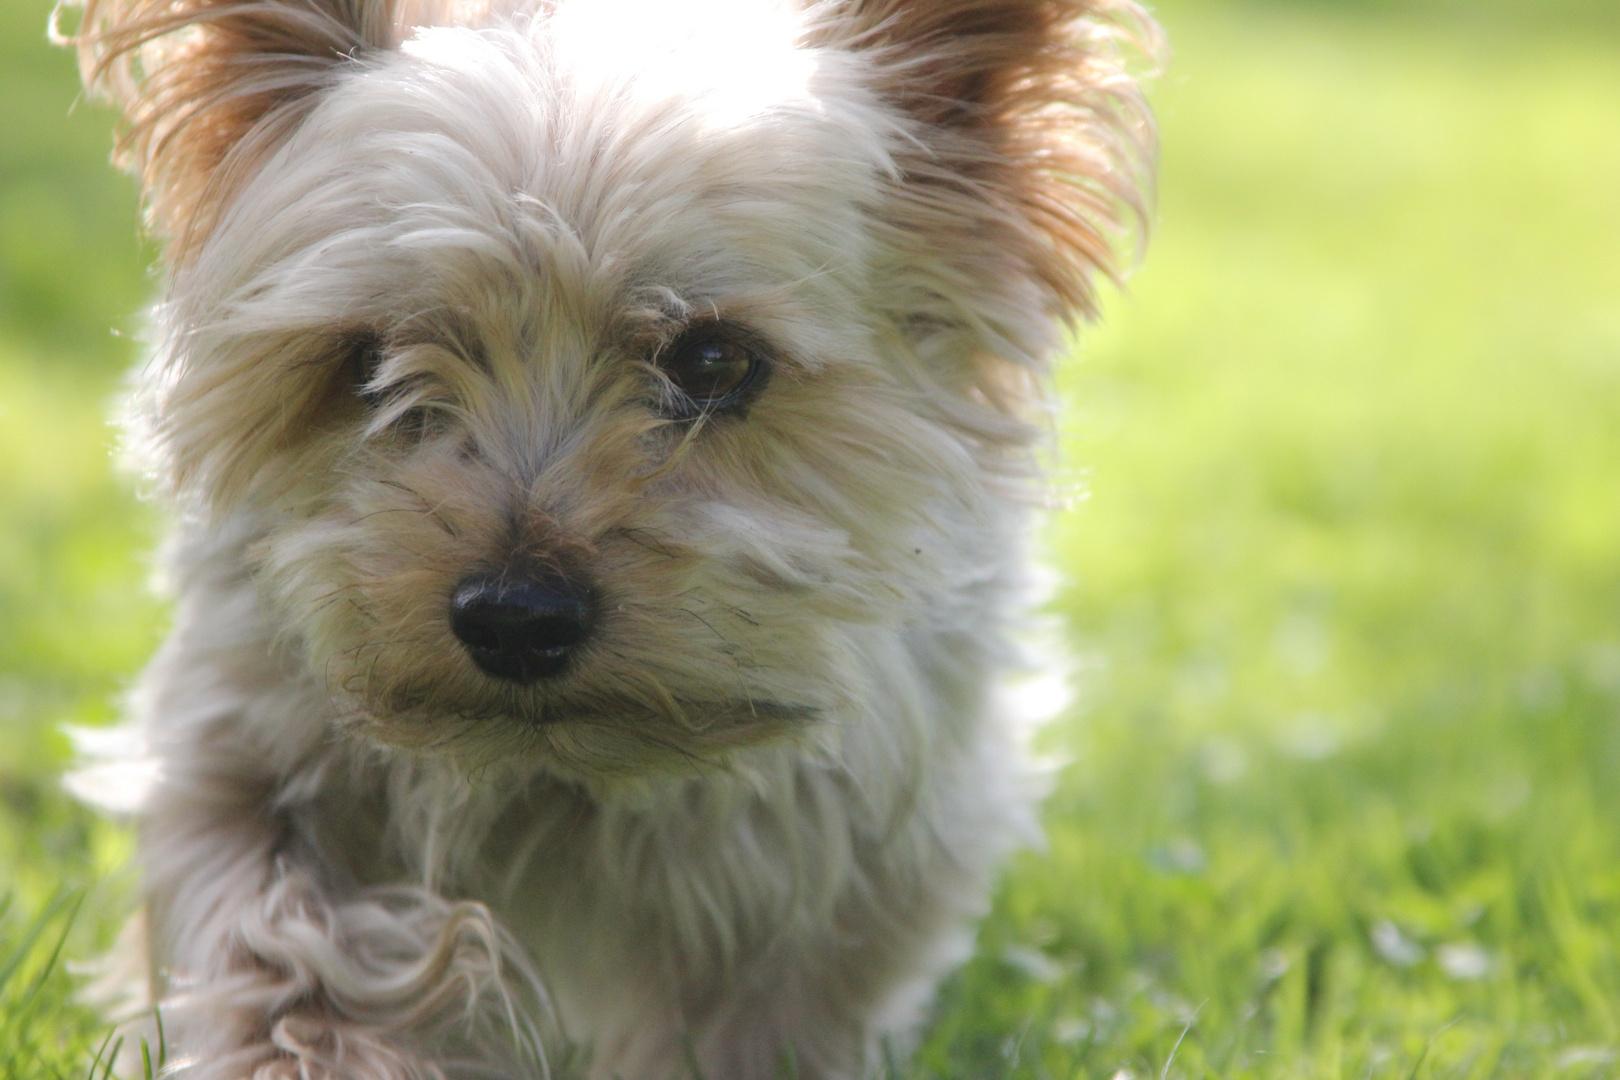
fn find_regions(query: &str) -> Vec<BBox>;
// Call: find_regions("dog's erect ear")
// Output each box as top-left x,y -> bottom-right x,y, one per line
55,0 -> 403,259
811,0 -> 1159,338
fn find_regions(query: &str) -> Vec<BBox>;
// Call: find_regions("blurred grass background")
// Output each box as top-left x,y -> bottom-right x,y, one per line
3,0 -> 1620,1075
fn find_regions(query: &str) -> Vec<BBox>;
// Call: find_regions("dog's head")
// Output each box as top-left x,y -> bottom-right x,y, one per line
63,0 -> 1155,779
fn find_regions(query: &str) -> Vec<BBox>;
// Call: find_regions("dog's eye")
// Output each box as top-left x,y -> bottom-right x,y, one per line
655,326 -> 766,417
344,334 -> 387,407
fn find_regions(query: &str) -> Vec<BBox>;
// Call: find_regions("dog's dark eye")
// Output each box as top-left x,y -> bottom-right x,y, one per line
344,334 -> 386,406
655,325 -> 766,417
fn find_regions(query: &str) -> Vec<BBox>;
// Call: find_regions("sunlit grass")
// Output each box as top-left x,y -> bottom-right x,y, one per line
3,0 -> 1620,1076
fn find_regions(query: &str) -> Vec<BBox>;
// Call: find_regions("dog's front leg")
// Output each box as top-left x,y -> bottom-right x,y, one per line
124,674 -> 547,1080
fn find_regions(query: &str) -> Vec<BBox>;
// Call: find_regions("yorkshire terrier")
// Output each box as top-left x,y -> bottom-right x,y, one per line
57,0 -> 1156,1076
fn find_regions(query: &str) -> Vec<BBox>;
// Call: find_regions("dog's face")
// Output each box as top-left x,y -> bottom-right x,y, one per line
69,0 -> 1153,780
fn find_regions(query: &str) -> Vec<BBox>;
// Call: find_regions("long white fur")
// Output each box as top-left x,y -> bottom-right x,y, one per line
58,0 -> 1158,1077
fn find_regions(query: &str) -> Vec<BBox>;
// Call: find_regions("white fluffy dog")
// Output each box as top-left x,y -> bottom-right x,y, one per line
57,0 -> 1156,1076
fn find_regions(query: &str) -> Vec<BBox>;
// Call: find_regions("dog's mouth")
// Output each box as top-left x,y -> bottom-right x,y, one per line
366,669 -> 818,726
531,702 -> 816,725
338,674 -> 823,765
515,696 -> 819,730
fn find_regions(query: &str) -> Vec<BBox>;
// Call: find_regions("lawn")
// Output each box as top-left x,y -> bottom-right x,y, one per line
4,0 -> 1620,1076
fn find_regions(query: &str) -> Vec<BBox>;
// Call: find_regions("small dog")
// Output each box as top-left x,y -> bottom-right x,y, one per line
58,0 -> 1156,1076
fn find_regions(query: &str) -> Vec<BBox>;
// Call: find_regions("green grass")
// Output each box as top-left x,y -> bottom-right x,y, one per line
4,0 -> 1620,1076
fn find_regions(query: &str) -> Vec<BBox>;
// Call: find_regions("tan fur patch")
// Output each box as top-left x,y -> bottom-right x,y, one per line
55,0 -> 406,259
813,0 -> 1160,321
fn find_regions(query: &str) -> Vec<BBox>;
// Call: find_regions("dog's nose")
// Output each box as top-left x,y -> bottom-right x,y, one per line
449,572 -> 593,684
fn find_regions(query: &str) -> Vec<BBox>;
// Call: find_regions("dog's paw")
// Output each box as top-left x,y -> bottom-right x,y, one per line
264,1014 -> 439,1080
153,1014 -> 445,1080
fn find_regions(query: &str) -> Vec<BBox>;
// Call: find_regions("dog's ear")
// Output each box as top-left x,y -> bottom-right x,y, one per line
811,0 -> 1159,358
55,0 -> 403,260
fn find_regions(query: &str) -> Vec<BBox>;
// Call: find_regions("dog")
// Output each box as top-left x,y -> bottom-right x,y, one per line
56,0 -> 1156,1076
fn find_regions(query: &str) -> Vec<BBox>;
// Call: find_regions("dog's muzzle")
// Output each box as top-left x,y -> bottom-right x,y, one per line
449,572 -> 594,684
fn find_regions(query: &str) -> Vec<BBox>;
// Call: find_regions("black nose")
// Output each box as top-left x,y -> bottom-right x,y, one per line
449,572 -> 593,684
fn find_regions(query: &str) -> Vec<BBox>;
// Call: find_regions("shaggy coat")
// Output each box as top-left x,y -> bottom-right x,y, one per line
58,0 -> 1157,1077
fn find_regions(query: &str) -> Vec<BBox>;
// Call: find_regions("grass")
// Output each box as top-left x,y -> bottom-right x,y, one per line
3,0 -> 1620,1076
